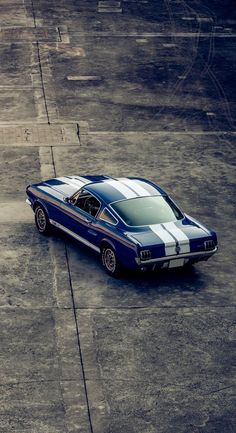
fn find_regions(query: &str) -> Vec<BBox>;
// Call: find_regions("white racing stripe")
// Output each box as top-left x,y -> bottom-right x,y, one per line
135,179 -> 161,196
163,221 -> 190,253
73,176 -> 89,183
119,178 -> 151,196
66,180 -> 85,189
106,179 -> 138,199
59,177 -> 86,189
38,185 -> 62,200
150,224 -> 176,256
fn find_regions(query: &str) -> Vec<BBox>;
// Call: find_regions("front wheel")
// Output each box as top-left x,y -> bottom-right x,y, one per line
101,245 -> 122,277
34,204 -> 51,235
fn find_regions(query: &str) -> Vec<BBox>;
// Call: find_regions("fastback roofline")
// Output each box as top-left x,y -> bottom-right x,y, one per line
129,177 -> 166,195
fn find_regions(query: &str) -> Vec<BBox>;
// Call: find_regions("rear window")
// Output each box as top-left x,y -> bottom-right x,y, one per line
111,196 -> 183,226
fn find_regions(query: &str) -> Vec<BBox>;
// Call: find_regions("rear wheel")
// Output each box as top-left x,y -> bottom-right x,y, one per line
34,204 -> 51,235
101,245 -> 122,277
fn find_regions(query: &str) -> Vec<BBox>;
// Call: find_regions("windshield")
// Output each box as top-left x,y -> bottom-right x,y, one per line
111,196 -> 183,226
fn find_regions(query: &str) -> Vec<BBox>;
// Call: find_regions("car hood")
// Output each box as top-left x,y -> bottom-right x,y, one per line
35,176 -> 91,198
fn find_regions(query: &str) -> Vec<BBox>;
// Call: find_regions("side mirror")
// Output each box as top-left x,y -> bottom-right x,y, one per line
63,197 -> 69,203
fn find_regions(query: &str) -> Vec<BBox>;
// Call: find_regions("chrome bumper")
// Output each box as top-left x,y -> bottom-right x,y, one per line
136,246 -> 218,265
26,198 -> 32,206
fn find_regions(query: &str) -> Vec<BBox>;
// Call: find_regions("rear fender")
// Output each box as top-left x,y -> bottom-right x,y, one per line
100,238 -> 116,252
100,237 -> 138,269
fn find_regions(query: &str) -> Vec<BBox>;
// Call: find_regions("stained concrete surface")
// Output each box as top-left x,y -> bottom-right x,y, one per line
0,0 -> 235,432
0,309 -> 90,433
0,147 -> 40,199
77,308 -> 236,433
50,36 -> 236,131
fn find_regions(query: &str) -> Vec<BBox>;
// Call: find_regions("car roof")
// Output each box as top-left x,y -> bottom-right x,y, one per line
84,177 -> 165,204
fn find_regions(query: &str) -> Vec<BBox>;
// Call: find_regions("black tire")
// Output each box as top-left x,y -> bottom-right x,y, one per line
101,245 -> 122,277
34,204 -> 51,235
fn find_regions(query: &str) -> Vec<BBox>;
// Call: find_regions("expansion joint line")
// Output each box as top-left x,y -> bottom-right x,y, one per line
64,245 -> 94,433
50,152 -> 94,433
31,0 -> 51,125
31,0 -> 37,28
51,146 -> 56,177
77,123 -> 82,145
35,42 -> 51,125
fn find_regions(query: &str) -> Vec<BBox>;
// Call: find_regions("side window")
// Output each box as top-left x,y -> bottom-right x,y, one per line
75,191 -> 100,217
99,208 -> 118,225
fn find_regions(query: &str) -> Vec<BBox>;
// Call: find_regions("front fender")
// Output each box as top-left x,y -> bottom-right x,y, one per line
26,186 -> 50,217
32,198 -> 50,216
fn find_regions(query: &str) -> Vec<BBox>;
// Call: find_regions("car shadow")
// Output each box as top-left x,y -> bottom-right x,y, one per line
113,262 -> 208,298
53,228 -> 208,297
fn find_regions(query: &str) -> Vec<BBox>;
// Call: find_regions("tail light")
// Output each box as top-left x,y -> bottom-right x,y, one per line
140,250 -> 152,260
204,240 -> 215,250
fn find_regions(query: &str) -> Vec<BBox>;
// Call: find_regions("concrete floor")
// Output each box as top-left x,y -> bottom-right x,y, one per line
0,1 -> 235,432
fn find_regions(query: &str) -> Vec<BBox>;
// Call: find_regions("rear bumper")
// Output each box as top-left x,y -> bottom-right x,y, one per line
26,198 -> 31,206
135,246 -> 218,266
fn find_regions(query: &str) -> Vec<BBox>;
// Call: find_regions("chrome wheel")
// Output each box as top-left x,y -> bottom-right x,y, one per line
35,205 -> 51,234
103,248 -> 116,273
36,208 -> 46,231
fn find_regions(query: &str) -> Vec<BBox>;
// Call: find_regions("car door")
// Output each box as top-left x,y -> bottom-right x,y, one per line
58,188 -> 102,251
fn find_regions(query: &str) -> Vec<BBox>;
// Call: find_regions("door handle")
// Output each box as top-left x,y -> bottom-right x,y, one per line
88,228 -> 97,236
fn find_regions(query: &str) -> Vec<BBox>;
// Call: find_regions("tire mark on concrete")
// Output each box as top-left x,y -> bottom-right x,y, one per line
140,0 -> 202,131
172,0 -> 217,129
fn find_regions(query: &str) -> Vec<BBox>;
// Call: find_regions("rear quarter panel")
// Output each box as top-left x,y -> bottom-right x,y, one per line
97,221 -> 139,268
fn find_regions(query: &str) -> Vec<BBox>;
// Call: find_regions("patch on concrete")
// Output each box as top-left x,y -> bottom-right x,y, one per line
181,17 -> 196,21
0,27 -> 58,42
57,25 -> 70,43
196,17 -> 214,23
99,0 -> 121,6
136,39 -> 148,43
98,0 -> 122,13
39,146 -> 55,179
162,43 -> 177,48
67,75 -> 102,81
54,45 -> 86,57
0,124 -> 78,146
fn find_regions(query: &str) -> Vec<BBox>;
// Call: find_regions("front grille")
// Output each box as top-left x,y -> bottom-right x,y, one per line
204,240 -> 215,251
140,249 -> 152,260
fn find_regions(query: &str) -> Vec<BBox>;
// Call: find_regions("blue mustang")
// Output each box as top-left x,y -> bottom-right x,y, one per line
26,175 -> 218,276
